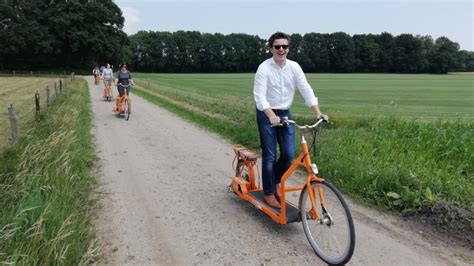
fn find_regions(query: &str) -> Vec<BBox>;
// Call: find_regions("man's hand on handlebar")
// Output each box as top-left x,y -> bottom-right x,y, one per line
317,113 -> 329,122
269,116 -> 281,126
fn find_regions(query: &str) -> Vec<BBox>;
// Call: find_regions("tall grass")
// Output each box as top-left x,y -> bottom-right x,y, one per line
0,78 -> 97,264
316,117 -> 473,212
133,74 -> 473,215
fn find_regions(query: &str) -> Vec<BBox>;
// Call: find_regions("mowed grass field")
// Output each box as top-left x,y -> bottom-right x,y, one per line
0,77 -> 60,146
134,73 -> 474,121
133,73 -> 473,223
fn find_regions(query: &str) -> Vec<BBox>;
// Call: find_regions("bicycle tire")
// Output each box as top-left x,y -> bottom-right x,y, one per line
299,181 -> 355,265
123,99 -> 130,120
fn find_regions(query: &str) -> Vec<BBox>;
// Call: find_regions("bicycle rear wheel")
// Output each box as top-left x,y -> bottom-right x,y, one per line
300,181 -> 355,265
123,99 -> 130,120
235,159 -> 249,181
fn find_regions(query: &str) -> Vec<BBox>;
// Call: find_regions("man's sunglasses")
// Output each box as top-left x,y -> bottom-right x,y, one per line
273,45 -> 289,50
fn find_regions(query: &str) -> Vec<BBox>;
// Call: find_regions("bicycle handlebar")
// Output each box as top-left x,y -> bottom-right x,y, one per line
272,117 -> 327,129
117,83 -> 132,88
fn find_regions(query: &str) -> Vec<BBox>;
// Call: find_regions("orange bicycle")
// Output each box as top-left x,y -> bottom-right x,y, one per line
94,73 -> 100,85
103,79 -> 113,101
230,117 -> 355,265
113,83 -> 131,120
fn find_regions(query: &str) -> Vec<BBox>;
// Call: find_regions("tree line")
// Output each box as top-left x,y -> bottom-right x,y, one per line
129,31 -> 473,74
0,1 -> 472,73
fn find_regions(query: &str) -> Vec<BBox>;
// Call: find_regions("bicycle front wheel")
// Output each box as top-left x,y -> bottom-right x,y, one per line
300,181 -> 355,265
123,99 -> 130,120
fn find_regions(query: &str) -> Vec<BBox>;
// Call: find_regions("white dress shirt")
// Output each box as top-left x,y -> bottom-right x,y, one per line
253,58 -> 318,111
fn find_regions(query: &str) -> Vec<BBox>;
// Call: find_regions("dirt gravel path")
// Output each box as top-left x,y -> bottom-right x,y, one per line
88,77 -> 471,265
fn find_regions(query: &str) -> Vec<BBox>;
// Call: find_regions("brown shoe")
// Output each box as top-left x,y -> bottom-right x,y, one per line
263,194 -> 280,209
274,193 -> 281,203
275,184 -> 282,203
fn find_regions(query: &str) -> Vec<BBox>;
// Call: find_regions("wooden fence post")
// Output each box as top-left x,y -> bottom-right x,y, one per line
35,90 -> 40,115
8,105 -> 18,142
46,86 -> 50,106
59,80 -> 62,92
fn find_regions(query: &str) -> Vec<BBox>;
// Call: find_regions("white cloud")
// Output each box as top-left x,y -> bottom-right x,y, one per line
122,6 -> 140,35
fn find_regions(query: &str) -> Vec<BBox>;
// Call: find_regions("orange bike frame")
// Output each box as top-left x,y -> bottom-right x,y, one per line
115,88 -> 129,112
104,82 -> 113,97
279,139 -> 325,224
232,138 -> 325,225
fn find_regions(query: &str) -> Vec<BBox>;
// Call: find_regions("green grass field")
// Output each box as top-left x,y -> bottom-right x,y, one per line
134,73 -> 474,121
0,77 -> 61,146
133,73 -> 473,220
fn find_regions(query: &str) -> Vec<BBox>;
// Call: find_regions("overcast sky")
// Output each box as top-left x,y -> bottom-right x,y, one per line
114,0 -> 473,51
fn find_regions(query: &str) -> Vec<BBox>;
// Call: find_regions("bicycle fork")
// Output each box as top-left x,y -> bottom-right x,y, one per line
306,183 -> 334,226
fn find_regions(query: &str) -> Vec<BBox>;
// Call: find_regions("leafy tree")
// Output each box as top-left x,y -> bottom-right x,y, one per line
300,33 -> 331,72
353,34 -> 380,72
429,37 -> 461,73
417,35 -> 435,73
198,33 -> 225,72
465,52 -> 474,71
328,32 -> 355,72
374,32 -> 395,72
393,34 -> 425,73
0,1 -> 53,69
235,34 -> 266,72
129,31 -> 167,72
457,50 -> 474,72
0,0 -> 128,70
288,33 -> 304,65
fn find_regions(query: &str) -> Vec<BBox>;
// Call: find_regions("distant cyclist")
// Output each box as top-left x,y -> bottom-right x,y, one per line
92,66 -> 100,84
114,63 -> 134,113
101,63 -> 114,94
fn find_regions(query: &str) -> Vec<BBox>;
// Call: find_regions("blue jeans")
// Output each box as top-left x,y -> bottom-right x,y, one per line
256,109 -> 295,195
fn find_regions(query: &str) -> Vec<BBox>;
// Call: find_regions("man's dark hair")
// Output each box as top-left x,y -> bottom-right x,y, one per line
268,32 -> 291,48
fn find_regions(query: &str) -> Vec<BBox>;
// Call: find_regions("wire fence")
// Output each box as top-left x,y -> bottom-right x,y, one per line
5,72 -> 75,144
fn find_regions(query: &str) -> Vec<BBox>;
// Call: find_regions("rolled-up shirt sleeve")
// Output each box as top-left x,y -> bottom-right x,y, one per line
254,66 -> 271,111
294,63 -> 318,107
